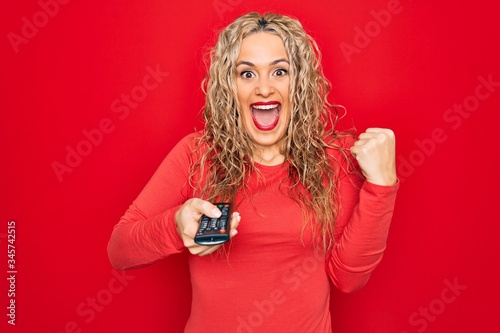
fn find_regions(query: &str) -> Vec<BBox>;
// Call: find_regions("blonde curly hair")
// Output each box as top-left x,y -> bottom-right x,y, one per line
190,12 -> 350,251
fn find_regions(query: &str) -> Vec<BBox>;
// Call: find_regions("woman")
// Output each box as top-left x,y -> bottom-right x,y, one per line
108,12 -> 398,332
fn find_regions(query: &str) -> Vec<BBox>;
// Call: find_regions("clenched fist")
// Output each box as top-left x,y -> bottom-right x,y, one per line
350,128 -> 397,186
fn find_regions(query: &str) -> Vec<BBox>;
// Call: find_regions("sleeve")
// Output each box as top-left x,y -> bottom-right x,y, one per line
325,137 -> 399,292
107,134 -> 197,270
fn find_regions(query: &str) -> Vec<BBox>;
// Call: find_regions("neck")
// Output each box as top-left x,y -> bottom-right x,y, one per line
252,147 -> 285,166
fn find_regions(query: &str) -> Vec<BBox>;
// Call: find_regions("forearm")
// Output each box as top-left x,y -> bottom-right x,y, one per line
107,134 -> 199,269
107,203 -> 185,270
327,180 -> 398,292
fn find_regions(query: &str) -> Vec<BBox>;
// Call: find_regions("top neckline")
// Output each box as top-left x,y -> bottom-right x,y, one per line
253,161 -> 288,175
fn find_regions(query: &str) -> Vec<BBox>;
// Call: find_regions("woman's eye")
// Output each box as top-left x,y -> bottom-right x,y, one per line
241,71 -> 254,79
274,69 -> 288,76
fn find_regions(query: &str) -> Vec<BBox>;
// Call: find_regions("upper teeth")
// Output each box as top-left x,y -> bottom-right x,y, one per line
252,104 -> 279,110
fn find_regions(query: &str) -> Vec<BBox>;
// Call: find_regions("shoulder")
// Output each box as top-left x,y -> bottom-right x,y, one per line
171,131 -> 204,152
178,131 -> 202,146
159,131 -> 206,168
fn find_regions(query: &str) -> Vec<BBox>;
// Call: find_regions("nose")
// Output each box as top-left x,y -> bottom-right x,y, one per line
255,77 -> 275,97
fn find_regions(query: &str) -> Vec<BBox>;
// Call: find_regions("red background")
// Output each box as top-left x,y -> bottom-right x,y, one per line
1,1 -> 499,332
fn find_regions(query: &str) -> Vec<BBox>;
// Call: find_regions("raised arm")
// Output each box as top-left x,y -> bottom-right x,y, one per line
326,129 -> 399,292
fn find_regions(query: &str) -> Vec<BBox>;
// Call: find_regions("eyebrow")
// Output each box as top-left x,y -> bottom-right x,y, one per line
236,58 -> 290,67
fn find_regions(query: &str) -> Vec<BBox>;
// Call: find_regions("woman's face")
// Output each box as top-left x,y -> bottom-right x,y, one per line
235,32 -> 290,163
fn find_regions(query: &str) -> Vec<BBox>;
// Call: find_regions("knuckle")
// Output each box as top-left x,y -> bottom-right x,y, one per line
382,128 -> 394,138
200,200 -> 213,212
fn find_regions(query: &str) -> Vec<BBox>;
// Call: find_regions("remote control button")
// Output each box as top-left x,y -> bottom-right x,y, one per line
195,204 -> 232,246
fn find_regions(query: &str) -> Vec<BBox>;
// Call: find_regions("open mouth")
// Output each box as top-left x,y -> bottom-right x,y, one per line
250,102 -> 281,131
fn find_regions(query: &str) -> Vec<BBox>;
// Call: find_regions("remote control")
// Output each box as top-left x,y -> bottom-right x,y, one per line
194,203 -> 232,246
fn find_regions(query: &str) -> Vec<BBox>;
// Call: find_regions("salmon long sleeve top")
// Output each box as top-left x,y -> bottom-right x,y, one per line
107,132 -> 399,333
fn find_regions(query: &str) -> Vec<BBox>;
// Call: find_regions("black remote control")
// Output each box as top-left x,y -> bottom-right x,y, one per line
194,203 -> 232,246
